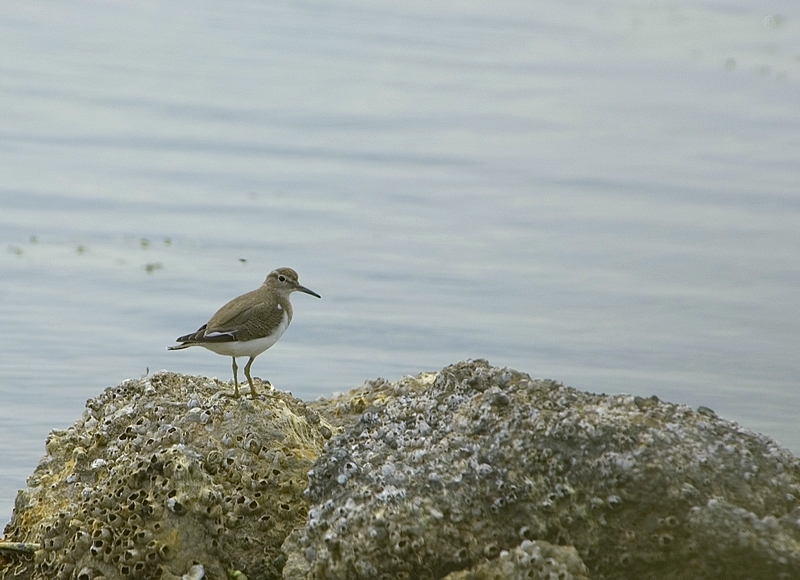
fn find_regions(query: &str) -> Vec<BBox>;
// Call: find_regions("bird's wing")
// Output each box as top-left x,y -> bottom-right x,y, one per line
204,289 -> 286,342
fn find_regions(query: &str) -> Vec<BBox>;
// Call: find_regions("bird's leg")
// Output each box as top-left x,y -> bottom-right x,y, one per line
244,357 -> 257,399
231,357 -> 240,398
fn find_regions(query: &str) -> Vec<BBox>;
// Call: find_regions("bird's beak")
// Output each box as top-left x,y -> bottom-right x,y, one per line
295,284 -> 321,298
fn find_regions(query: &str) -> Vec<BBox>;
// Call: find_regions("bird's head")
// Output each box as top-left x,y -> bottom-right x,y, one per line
266,268 -> 321,299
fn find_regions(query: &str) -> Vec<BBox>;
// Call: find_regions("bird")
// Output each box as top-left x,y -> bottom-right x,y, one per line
168,267 -> 320,398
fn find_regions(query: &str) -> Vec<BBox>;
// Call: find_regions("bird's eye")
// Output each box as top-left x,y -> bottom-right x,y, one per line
278,275 -> 286,282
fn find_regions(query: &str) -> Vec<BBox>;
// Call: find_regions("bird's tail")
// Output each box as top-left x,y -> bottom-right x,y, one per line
167,343 -> 193,351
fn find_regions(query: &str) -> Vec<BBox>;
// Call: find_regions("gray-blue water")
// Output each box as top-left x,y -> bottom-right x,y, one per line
1,0 -> 799,527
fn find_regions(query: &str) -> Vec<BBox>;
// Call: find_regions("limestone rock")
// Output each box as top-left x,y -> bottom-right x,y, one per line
1,372 -> 335,580
285,359 -> 800,579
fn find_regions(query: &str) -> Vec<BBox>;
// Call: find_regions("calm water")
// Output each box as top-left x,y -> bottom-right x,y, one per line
1,0 -> 799,526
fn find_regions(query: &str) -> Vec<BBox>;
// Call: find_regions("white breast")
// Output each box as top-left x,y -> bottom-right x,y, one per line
200,312 -> 289,358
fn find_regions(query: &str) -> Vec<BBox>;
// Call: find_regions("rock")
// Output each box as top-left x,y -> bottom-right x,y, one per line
285,359 -> 800,579
442,540 -> 588,580
3,360 -> 800,580
0,372 -> 335,580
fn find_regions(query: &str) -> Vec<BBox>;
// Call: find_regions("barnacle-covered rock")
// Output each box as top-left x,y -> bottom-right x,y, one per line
4,360 -> 800,580
0,372 -> 335,580
442,540 -> 588,580
285,359 -> 800,579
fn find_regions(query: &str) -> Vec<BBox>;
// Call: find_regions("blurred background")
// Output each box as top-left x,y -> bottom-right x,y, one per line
1,0 -> 798,526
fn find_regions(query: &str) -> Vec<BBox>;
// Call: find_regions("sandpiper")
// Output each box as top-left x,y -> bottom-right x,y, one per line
168,267 -> 320,398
